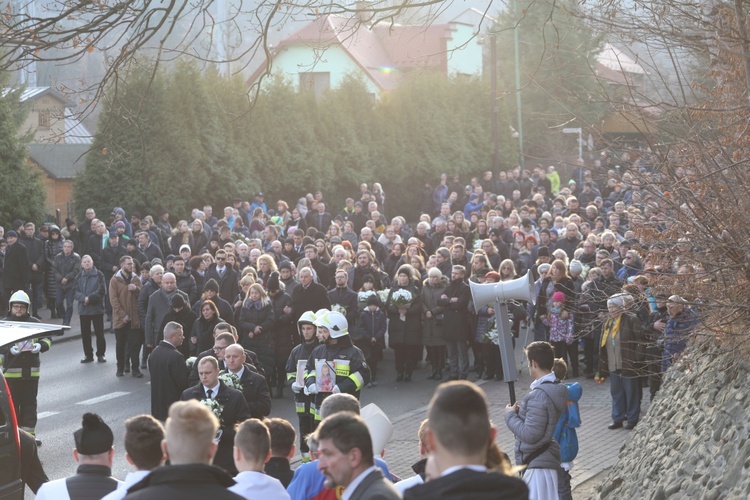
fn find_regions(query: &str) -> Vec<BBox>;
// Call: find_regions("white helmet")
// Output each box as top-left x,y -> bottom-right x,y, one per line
315,311 -> 349,338
314,308 -> 330,320
297,310 -> 317,336
9,290 -> 30,308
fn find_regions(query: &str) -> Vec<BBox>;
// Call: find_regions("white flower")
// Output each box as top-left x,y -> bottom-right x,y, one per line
376,290 -> 390,304
332,304 -> 347,314
358,290 -> 376,302
200,398 -> 224,423
186,356 -> 197,368
219,371 -> 244,391
391,289 -> 413,307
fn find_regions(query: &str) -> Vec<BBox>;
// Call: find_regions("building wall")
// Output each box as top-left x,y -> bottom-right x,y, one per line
27,161 -> 72,220
20,94 -> 66,144
446,23 -> 483,77
262,45 -> 383,95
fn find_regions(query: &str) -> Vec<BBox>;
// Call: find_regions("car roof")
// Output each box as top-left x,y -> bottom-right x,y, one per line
0,321 -> 69,347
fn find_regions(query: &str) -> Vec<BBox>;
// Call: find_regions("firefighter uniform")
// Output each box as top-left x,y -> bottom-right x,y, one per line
0,292 -> 50,434
304,311 -> 370,422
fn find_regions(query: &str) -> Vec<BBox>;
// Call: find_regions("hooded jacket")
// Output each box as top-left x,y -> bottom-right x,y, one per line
505,374 -> 569,470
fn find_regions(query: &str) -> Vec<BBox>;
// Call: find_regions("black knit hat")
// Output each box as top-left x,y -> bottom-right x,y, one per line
171,294 -> 186,309
74,413 -> 114,455
204,279 -> 219,292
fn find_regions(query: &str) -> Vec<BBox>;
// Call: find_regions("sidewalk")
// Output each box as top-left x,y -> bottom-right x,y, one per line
381,359 -> 647,492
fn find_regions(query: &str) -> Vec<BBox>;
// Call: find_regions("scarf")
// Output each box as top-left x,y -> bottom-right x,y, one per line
600,314 -> 622,348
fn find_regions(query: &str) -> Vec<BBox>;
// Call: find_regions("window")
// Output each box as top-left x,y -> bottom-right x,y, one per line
299,72 -> 331,96
38,109 -> 51,129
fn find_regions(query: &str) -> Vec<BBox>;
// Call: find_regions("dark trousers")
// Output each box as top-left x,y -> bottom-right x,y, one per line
115,323 -> 142,371
552,341 -> 579,377
8,378 -> 39,430
483,343 -> 503,378
56,286 -> 75,326
426,345 -> 446,372
583,331 -> 600,374
80,314 -> 105,358
29,280 -> 43,316
393,344 -> 419,375
298,412 -> 315,454
610,370 -> 641,424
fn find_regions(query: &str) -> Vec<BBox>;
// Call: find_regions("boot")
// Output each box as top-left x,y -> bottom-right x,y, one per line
427,369 -> 436,380
435,369 -> 443,381
396,373 -> 404,382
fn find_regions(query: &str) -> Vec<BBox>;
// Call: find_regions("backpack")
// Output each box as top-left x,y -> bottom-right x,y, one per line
553,383 -> 582,463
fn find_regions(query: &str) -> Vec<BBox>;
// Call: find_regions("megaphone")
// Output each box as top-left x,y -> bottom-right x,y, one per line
470,271 -> 536,310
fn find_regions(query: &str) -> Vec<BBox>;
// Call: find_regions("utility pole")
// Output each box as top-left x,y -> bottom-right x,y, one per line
491,31 -> 499,172
513,0 -> 525,173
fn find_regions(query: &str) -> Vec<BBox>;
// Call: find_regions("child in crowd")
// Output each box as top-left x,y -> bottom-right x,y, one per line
552,358 -> 582,500
355,294 -> 387,387
545,291 -> 577,376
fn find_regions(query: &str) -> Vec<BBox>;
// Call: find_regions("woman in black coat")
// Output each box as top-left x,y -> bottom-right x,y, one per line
268,272 -> 294,398
190,299 -> 221,355
386,265 -> 422,382
238,283 -> 276,385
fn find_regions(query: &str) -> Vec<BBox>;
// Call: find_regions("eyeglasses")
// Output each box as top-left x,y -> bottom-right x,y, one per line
213,345 -> 227,351
216,257 -> 226,261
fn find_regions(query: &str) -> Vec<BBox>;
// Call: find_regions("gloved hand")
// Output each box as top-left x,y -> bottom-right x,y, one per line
304,383 -> 318,396
9,345 -> 21,356
291,382 -> 304,394
332,385 -> 341,394
31,343 -> 42,354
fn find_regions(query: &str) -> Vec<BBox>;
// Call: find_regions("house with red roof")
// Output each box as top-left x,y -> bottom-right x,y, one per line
246,9 -> 487,96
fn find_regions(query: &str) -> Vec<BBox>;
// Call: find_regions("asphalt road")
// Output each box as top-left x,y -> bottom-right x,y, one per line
32,327 -> 445,484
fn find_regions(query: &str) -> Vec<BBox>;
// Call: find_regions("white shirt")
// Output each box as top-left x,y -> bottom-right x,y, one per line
204,382 -> 220,398
230,366 -> 245,379
228,470 -> 290,500
101,470 -> 151,500
441,465 -> 487,477
342,465 -> 378,500
395,473 -> 423,493
35,478 -> 70,500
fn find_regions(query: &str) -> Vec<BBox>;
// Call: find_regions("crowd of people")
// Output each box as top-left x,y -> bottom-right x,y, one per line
1,157 -> 703,499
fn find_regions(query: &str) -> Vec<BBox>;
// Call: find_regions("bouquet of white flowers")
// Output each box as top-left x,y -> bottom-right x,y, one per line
219,371 -> 244,391
391,289 -> 413,307
358,290 -> 376,303
200,398 -> 224,424
186,356 -> 197,368
376,289 -> 390,304
391,289 -> 413,320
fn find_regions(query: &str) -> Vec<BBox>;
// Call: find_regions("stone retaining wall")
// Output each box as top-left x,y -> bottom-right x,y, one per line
599,337 -> 750,499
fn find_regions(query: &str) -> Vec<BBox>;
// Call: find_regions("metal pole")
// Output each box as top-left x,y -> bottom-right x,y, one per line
578,129 -> 583,162
513,0 -> 525,174
496,301 -> 519,405
491,32 -> 499,172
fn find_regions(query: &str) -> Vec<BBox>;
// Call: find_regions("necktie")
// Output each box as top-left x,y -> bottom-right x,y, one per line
206,389 -> 213,399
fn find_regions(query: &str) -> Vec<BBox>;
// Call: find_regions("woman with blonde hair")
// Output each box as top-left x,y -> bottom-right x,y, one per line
238,283 -> 276,384
256,254 -> 278,287
170,220 -> 194,255
234,274 -> 256,311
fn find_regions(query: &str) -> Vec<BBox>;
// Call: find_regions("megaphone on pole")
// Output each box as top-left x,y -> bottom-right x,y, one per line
470,271 -> 536,405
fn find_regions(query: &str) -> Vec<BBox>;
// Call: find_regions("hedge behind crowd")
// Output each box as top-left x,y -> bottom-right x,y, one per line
74,61 -> 517,221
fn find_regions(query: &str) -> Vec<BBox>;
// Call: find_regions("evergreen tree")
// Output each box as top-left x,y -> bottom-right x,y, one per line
0,74 -> 46,225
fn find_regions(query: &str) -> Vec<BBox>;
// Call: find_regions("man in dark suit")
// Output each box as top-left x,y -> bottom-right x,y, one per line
314,412 -> 400,500
2,230 -> 30,311
187,330 -> 264,386
181,355 -> 250,475
204,249 -> 239,303
148,322 -> 189,421
403,381 -> 528,500
224,344 -> 271,419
